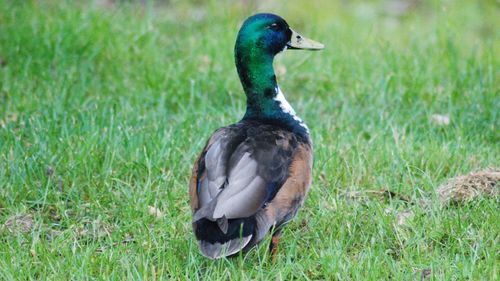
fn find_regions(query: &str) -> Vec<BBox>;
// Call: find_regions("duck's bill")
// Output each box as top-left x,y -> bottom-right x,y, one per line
287,28 -> 324,50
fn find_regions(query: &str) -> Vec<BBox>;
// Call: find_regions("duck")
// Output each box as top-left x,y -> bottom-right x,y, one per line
189,13 -> 324,260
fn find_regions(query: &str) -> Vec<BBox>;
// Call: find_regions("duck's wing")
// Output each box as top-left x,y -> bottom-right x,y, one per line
190,124 -> 310,258
189,126 -> 247,213
193,127 -> 298,222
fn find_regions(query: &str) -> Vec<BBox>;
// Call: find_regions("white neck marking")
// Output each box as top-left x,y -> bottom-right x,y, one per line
273,86 -> 309,132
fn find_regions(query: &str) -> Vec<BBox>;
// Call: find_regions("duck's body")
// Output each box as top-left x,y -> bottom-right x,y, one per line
189,13 -> 323,259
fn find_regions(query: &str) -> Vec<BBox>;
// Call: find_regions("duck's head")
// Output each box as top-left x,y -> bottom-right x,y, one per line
235,13 -> 323,133
235,13 -> 324,57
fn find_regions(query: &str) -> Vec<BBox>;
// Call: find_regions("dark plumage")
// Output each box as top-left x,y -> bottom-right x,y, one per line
189,13 -> 323,259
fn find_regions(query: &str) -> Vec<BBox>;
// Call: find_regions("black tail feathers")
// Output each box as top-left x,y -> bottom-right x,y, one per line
194,217 -> 256,259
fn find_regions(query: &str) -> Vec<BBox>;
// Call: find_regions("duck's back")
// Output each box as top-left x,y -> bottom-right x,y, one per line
189,119 -> 312,259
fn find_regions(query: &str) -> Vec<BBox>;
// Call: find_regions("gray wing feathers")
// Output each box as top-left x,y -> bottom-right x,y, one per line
212,151 -> 268,219
223,152 -> 258,198
194,137 -> 270,223
204,140 -> 227,201
213,175 -> 266,219
197,135 -> 230,209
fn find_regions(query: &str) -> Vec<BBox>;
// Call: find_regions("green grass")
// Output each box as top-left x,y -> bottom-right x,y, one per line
0,0 -> 498,279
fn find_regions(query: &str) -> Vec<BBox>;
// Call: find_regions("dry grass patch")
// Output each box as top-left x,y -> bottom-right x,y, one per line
2,213 -> 35,234
437,168 -> 499,204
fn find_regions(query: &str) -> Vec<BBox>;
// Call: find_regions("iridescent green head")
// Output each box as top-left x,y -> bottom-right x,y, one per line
234,13 -> 323,124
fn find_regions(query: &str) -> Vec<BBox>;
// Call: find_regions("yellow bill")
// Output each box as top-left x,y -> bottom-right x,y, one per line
287,28 -> 324,50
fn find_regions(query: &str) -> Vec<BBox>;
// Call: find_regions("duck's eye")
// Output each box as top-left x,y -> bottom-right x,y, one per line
267,23 -> 280,31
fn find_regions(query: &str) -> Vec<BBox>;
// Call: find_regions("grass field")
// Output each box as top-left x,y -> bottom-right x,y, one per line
0,0 -> 498,279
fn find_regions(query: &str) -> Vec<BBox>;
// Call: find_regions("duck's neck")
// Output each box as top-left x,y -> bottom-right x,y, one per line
235,47 -> 308,134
